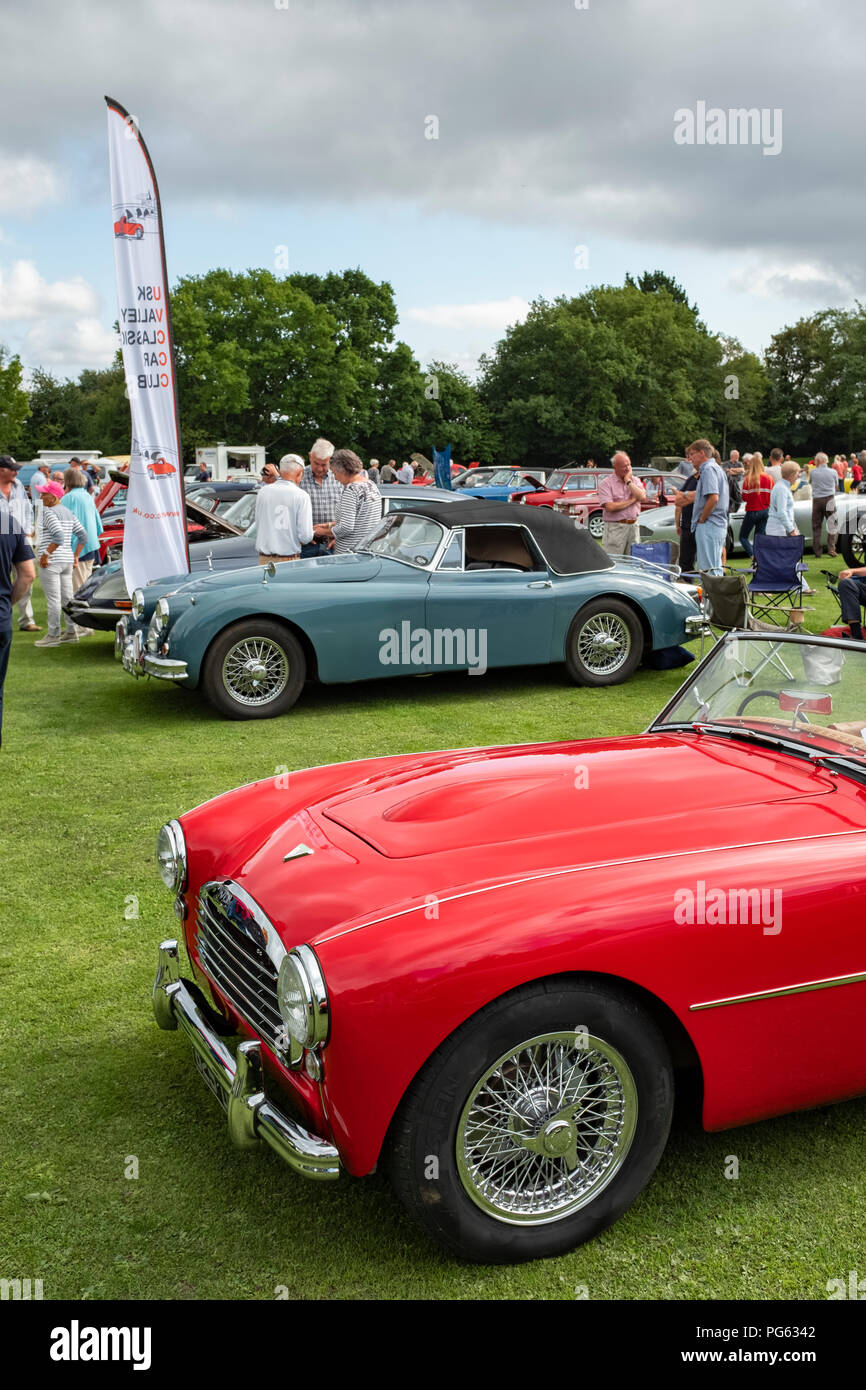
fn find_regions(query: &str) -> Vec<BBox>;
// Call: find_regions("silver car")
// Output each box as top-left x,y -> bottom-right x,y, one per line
637,492 -> 866,558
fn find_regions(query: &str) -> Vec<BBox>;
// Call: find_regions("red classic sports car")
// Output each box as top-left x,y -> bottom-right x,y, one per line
519,470 -> 675,539
146,457 -> 176,479
114,215 -> 144,239
151,631 -> 866,1262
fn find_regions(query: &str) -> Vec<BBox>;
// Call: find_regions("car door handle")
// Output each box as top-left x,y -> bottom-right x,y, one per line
528,580 -> 553,589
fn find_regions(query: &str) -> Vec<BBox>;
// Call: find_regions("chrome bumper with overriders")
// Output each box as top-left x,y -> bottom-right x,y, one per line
152,939 -> 341,1181
115,616 -> 189,681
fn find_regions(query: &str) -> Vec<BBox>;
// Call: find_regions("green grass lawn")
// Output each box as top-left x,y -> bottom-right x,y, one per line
1,560 -> 863,1301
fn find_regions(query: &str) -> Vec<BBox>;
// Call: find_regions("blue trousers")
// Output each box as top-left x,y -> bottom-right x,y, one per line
0,627 -> 11,749
739,509 -> 768,558
839,576 -> 866,624
694,522 -> 725,576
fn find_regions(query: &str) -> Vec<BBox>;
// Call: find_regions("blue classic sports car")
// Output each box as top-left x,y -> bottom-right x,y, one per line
116,501 -> 701,719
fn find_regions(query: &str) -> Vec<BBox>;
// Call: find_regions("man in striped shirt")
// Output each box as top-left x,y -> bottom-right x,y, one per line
299,437 -> 342,557
33,481 -> 88,647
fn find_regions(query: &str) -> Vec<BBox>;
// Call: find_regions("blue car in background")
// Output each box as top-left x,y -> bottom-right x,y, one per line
116,499 -> 701,719
459,466 -> 549,501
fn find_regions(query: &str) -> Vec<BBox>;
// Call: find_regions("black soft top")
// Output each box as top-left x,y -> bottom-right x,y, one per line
395,499 -> 614,575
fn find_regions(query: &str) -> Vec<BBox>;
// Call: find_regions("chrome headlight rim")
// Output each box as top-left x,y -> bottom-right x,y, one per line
156,819 -> 187,893
131,587 -> 145,620
277,945 -> 330,1051
155,596 -> 171,630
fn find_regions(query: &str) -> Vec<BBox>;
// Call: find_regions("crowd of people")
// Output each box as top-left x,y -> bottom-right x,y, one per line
0,455 -> 104,648
253,438 -> 388,564
4,433 -> 866,748
598,442 -> 866,575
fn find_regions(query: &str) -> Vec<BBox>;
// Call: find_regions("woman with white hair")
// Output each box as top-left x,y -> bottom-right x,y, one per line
32,480 -> 89,647
323,449 -> 382,553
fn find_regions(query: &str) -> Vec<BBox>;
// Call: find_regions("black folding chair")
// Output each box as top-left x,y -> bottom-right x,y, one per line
748,534 -> 807,626
696,570 -> 796,680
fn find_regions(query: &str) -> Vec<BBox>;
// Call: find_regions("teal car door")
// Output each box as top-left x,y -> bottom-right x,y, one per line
424,527 -> 555,673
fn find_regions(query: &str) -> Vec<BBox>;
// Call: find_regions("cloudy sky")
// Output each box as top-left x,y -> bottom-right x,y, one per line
1,0 -> 864,383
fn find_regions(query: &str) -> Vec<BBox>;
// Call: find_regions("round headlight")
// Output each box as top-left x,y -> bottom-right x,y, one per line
155,597 -> 170,629
156,820 -> 187,892
277,946 -> 329,1050
131,588 -> 145,619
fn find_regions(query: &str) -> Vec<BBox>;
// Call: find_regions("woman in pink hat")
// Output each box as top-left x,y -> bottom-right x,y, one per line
33,481 -> 88,648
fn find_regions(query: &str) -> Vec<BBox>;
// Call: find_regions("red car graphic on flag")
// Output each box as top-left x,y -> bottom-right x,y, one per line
147,457 -> 176,480
114,213 -> 144,239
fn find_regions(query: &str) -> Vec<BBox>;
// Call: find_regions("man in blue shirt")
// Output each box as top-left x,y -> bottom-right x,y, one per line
673,439 -> 728,575
0,503 -> 36,747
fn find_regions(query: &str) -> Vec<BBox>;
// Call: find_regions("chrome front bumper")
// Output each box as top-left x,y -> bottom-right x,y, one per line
115,617 -> 189,681
153,939 -> 341,1181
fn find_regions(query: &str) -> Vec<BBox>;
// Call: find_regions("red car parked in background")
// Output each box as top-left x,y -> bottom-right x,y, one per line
517,469 -> 676,540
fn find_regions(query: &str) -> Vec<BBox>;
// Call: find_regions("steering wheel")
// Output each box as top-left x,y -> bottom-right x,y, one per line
735,690 -> 779,716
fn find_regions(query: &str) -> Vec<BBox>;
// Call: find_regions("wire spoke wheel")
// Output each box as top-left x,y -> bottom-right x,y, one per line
457,1031 -> 638,1225
577,612 -> 631,675
222,636 -> 289,706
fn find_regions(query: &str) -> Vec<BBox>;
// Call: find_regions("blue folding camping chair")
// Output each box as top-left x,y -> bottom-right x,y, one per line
748,534 -> 807,627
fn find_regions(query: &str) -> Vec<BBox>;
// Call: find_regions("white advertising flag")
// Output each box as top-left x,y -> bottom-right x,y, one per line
105,96 -> 189,592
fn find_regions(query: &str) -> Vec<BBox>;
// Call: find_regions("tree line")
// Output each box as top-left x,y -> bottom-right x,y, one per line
1,267 -> 864,468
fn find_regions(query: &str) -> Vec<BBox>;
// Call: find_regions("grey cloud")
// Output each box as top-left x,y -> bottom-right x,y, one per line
2,0 -> 865,277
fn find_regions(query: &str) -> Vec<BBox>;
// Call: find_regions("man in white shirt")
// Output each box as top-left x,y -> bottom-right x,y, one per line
30,462 -> 51,504
255,457 -> 313,563
0,456 -> 39,630
396,460 -> 414,485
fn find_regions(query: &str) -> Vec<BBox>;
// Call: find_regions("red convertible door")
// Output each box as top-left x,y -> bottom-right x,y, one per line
684,804 -> 866,1130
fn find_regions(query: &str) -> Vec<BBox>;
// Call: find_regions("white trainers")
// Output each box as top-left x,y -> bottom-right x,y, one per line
34,634 -> 61,648
76,626 -> 94,637
59,630 -> 79,643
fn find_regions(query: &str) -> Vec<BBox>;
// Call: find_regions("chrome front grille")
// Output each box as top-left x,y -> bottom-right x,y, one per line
195,882 -> 284,1052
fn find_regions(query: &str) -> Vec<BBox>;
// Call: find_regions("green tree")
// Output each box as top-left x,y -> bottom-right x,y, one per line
16,368 -> 85,458
418,361 -> 499,464
288,268 -> 423,454
816,305 -> 866,452
711,335 -> 768,456
0,345 -> 29,453
762,313 -> 840,454
170,268 -> 360,459
479,279 -> 722,467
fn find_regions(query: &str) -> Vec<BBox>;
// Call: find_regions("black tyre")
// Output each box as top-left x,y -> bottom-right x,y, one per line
587,511 -> 605,540
564,597 -> 643,686
387,979 -> 673,1263
201,618 -> 306,720
840,513 -> 866,568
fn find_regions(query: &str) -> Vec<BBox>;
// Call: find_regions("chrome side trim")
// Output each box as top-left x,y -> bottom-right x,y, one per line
690,970 -> 866,1012
152,940 -> 340,1180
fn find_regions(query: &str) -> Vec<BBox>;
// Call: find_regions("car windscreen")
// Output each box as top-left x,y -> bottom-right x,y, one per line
364,513 -> 445,567
220,492 -> 257,531
653,636 -> 866,763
